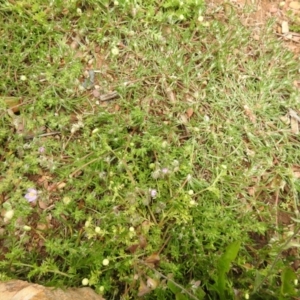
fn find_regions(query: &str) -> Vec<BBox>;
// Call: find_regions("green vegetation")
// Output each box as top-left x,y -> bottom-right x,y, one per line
0,1 -> 299,299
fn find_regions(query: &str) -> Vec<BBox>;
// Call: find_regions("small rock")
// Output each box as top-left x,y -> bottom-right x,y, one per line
93,89 -> 100,98
289,1 -> 300,10
0,280 -> 105,300
282,21 -> 289,34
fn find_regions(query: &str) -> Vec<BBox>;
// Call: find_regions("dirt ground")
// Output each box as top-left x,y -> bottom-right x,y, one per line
210,0 -> 300,54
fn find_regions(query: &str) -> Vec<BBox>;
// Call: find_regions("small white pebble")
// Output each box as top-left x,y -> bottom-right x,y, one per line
23,225 -> 31,231
204,115 -> 210,122
4,210 -> 14,220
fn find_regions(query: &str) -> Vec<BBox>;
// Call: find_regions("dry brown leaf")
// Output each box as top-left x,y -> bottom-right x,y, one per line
138,279 -> 151,297
2,96 -> 20,113
38,200 -> 48,210
37,223 -> 48,230
243,105 -> 256,124
247,186 -> 256,196
57,182 -> 66,189
139,235 -> 147,249
179,114 -> 188,124
186,107 -> 194,118
292,165 -> 300,179
145,253 -> 160,264
146,277 -> 159,290
127,244 -> 139,254
280,115 -> 290,125
290,117 -> 299,134
141,220 -> 151,233
191,280 -> 201,288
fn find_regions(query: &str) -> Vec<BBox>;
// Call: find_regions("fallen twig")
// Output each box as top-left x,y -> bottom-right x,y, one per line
99,91 -> 119,101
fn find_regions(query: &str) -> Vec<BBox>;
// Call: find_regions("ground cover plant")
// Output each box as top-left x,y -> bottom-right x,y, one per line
0,0 -> 300,299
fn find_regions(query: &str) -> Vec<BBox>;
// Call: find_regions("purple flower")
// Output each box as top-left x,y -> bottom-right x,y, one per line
25,188 -> 38,202
150,189 -> 157,198
38,147 -> 45,153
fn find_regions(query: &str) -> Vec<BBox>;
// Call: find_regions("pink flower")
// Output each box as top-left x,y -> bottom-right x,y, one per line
150,189 -> 157,198
161,168 -> 169,174
25,188 -> 38,202
38,147 -> 45,153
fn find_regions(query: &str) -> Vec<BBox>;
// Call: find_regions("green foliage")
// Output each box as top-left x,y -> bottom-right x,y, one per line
215,241 -> 241,300
280,267 -> 297,298
0,0 -> 300,299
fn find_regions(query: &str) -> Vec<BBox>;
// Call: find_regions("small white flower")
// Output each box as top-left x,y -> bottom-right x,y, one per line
102,258 -> 109,266
129,226 -> 135,232
179,14 -> 184,20
99,286 -> 104,292
188,190 -> 194,195
20,75 -> 27,81
63,196 -> 71,205
95,226 -> 101,233
150,189 -> 157,198
111,47 -> 119,56
82,278 -> 89,286
198,15 -> 204,22
76,8 -> 82,15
